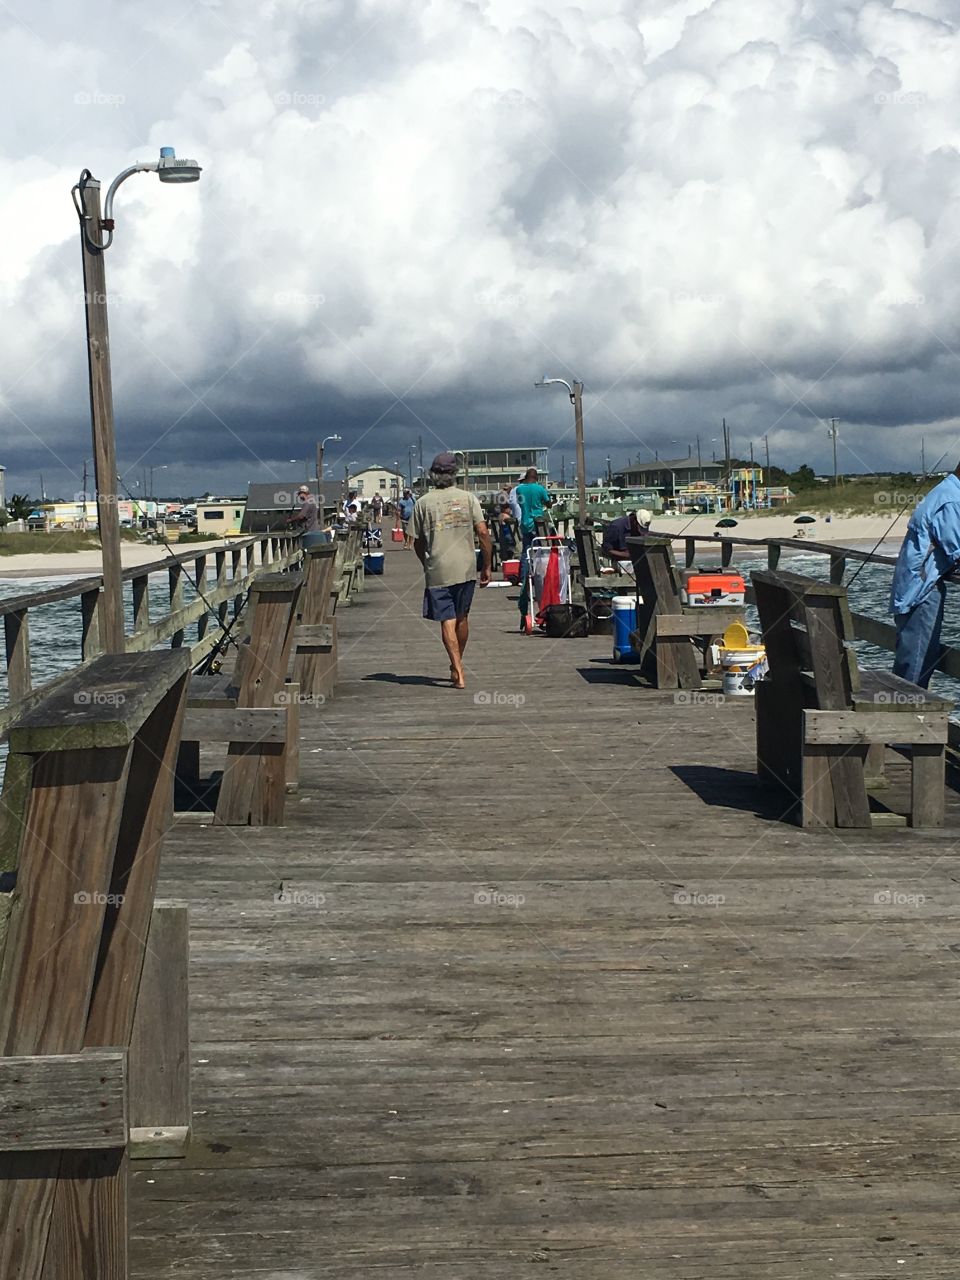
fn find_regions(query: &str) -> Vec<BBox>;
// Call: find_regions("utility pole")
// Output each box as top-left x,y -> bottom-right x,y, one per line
418,434 -> 423,474
81,458 -> 88,530
828,417 -> 840,486
605,455 -> 612,485
696,435 -> 702,480
722,417 -> 731,476
78,176 -> 124,649
561,454 -> 566,486
764,435 -> 771,508
921,437 -> 926,477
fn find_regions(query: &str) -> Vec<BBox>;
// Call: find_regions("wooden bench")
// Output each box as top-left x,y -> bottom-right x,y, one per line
333,526 -> 364,607
625,536 -> 743,689
0,650 -> 192,1278
752,569 -> 951,828
178,572 -> 303,825
293,541 -> 339,702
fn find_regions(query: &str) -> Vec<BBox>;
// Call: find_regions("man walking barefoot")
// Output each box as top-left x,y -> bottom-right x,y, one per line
413,453 -> 492,688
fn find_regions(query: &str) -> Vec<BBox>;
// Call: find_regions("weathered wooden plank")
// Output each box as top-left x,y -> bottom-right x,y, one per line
181,707 -> 287,744
0,1050 -> 127,1151
804,709 -> 949,745
128,903 -> 190,1150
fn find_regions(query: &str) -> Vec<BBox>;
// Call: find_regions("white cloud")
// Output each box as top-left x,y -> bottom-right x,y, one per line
1,0 -> 959,493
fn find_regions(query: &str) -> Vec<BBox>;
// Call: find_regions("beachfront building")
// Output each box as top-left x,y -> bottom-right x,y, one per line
617,457 -> 726,497
461,447 -> 549,494
349,466 -> 404,502
242,482 -> 304,533
196,499 -> 246,537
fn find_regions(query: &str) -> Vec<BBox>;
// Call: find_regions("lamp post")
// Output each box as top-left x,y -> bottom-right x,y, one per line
535,376 -> 586,522
317,433 -> 341,507
73,147 -> 201,651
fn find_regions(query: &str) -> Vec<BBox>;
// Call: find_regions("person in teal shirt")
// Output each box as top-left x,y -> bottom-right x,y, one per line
515,468 -> 553,539
515,467 -> 554,619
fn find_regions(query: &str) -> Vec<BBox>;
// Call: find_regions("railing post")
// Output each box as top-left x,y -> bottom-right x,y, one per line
3,610 -> 31,706
830,553 -> 846,585
131,574 -> 150,637
685,538 -> 696,568
215,549 -> 228,633
232,547 -> 243,619
81,588 -> 104,661
767,542 -> 781,570
194,555 -> 208,645
720,538 -> 733,568
169,563 -> 185,648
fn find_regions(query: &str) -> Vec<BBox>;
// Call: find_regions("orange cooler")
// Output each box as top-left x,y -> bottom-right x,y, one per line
681,571 -> 746,607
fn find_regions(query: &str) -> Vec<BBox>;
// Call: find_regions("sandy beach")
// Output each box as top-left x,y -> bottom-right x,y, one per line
0,540 -> 236,579
646,510 -> 908,551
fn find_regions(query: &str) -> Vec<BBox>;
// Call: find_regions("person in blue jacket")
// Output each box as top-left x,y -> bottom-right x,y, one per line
890,466 -> 960,686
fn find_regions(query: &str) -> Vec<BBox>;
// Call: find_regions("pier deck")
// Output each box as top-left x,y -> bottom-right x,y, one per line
132,544 -> 960,1278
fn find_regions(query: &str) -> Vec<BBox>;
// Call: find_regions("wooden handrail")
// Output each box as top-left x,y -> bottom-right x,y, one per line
0,533 -> 304,736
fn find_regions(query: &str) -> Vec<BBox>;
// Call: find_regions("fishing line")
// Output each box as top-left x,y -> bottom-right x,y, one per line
111,477 -> 254,671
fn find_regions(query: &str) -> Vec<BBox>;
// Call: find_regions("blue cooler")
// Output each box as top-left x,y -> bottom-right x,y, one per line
612,594 -> 639,662
363,551 -> 385,575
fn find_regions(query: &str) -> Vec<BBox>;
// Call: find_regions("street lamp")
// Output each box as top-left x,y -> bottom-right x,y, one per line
317,433 -> 341,504
72,147 -> 202,651
535,376 -> 586,522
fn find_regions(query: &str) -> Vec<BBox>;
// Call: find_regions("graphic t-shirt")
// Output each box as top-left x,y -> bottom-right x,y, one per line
412,488 -> 484,588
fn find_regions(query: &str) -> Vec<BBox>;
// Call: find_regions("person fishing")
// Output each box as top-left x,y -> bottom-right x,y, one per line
889,466 -> 960,687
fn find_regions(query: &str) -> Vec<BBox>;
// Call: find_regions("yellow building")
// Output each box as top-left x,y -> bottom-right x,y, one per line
196,500 -> 246,537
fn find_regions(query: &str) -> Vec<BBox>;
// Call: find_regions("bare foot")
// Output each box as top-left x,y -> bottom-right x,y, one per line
450,666 -> 466,689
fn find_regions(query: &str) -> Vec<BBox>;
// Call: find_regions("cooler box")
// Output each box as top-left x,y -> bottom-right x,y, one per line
681,570 -> 746,607
502,558 -> 521,581
612,594 -> 639,661
363,552 -> 385,575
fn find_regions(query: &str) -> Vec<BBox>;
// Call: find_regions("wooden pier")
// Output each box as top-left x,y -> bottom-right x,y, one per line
122,542 -> 960,1277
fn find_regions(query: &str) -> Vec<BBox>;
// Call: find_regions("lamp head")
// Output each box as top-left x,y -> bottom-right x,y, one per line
157,147 -> 202,184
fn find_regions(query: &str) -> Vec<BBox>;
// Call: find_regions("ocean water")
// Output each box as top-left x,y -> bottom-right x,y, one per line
0,542 -> 956,711
0,569 -> 217,706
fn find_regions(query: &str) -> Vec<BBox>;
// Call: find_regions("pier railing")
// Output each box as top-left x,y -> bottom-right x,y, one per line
0,533 -> 303,736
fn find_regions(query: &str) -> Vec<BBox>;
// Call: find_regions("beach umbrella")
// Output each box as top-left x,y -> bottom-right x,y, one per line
794,513 -> 816,524
715,517 -> 738,529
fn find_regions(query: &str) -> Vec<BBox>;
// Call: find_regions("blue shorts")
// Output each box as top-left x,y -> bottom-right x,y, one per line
423,580 -> 476,622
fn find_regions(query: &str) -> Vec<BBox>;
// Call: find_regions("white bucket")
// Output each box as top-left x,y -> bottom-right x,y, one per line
720,646 -> 766,698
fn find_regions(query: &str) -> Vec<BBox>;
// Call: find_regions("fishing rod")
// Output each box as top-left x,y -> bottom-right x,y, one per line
112,476 -> 268,673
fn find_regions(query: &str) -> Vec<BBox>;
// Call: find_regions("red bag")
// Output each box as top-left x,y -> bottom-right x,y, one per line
391,527 -> 404,543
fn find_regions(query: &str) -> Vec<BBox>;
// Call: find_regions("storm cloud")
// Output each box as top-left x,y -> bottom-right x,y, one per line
1,0 -> 959,497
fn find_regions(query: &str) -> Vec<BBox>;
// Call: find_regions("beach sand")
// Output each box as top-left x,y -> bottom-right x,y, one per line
0,540 -> 235,579
646,510 -> 908,550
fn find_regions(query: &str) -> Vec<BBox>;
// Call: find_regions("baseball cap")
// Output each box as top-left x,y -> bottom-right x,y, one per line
636,508 -> 653,525
430,452 -> 459,473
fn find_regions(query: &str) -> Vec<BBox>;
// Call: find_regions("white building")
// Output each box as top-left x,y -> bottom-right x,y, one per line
348,465 -> 404,502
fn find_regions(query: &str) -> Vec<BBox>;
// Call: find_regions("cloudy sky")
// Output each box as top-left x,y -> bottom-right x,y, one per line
2,0 -> 959,500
